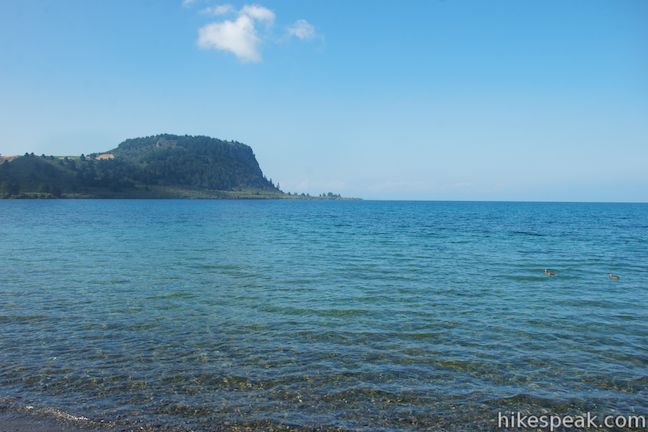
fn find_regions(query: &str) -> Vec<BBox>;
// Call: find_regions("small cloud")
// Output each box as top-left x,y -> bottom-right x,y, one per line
196,4 -> 316,63
198,14 -> 262,62
200,4 -> 234,16
182,0 -> 198,7
196,5 -> 277,62
286,19 -> 316,40
240,4 -> 275,23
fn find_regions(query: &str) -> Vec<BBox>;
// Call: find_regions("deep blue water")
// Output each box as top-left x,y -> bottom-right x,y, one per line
0,200 -> 646,431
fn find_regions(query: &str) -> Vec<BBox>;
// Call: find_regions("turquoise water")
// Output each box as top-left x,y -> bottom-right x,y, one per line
0,200 -> 646,431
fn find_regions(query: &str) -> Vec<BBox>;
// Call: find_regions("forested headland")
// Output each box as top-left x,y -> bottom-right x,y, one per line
0,134 -> 351,200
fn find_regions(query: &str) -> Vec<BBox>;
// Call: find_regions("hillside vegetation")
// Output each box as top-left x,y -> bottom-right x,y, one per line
0,134 -> 286,198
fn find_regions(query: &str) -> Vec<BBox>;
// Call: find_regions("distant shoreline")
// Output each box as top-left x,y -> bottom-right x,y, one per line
0,135 -> 358,201
0,191 -> 362,200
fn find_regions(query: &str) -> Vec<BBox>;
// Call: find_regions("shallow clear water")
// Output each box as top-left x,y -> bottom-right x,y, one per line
0,200 -> 646,431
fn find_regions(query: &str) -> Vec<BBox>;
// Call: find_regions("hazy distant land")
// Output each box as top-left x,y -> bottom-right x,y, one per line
0,134 -> 356,200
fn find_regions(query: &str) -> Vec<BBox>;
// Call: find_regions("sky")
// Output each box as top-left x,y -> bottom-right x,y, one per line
0,0 -> 647,201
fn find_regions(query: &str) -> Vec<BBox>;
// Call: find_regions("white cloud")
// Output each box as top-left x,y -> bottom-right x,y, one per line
200,4 -> 234,16
239,4 -> 275,23
196,4 -> 316,63
197,4 -> 277,62
287,19 -> 316,40
198,14 -> 261,62
182,0 -> 198,7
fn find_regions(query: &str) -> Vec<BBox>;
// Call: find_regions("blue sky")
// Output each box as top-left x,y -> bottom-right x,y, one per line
0,0 -> 646,201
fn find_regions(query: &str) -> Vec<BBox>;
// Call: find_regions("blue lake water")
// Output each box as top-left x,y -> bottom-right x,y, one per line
0,200 -> 646,431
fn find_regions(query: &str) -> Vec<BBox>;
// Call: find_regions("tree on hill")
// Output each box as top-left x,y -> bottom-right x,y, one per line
0,134 -> 282,198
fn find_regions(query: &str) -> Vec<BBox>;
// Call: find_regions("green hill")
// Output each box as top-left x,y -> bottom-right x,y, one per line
0,134 -> 284,198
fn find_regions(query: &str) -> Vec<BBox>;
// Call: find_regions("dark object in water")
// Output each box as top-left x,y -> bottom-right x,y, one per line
544,269 -> 556,277
608,272 -> 620,280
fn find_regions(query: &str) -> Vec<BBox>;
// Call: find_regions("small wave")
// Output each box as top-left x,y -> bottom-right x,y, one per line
0,400 -> 115,431
501,275 -> 549,282
0,314 -> 48,323
24,405 -> 90,423
146,290 -> 196,300
510,230 -> 545,237
483,393 -> 574,411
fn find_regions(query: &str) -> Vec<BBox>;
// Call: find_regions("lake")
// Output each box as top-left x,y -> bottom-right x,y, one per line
0,200 -> 646,431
